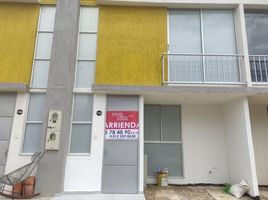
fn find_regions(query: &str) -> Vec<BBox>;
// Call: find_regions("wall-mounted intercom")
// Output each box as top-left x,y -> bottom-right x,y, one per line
45,110 -> 62,150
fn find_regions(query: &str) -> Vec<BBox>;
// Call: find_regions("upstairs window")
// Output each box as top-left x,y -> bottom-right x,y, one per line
75,7 -> 98,89
245,11 -> 268,83
168,10 -> 239,83
245,11 -> 268,55
31,6 -> 55,88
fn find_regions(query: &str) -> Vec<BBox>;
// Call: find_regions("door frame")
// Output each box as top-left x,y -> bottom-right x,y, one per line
101,95 -> 143,194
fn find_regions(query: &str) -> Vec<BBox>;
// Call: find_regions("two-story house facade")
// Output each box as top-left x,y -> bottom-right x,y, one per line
1,0 -> 268,198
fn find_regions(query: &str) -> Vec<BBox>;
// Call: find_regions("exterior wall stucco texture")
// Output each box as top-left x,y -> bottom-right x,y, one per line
39,0 -> 57,4
95,6 -> 167,86
0,3 -> 39,84
80,0 -> 97,6
40,0 -> 97,5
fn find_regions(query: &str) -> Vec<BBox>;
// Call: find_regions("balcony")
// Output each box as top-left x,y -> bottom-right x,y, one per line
162,53 -> 244,85
249,55 -> 268,84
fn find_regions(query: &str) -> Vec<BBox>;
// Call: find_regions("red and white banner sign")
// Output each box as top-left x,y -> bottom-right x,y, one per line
105,111 -> 139,140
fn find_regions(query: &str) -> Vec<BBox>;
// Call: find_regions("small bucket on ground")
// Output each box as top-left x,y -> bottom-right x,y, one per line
156,168 -> 168,187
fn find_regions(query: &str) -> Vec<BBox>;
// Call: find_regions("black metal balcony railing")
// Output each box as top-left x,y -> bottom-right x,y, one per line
249,55 -> 268,83
162,53 -> 244,84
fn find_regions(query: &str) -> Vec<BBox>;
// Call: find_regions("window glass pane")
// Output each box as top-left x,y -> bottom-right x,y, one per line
169,10 -> 201,53
202,10 -> 236,54
32,60 -> 50,88
36,33 -> 53,59
202,10 -> 238,82
75,61 -> 95,88
0,93 -> 16,116
169,10 -> 203,82
0,117 -> 13,140
27,94 -> 46,121
245,11 -> 268,55
78,34 -> 97,59
107,96 -> 139,111
0,141 -> 9,167
73,95 -> 93,121
80,7 -> 99,32
144,105 -> 161,141
70,124 -> 91,153
162,106 -> 181,141
145,143 -> 183,177
39,7 -> 56,32
22,124 -> 42,153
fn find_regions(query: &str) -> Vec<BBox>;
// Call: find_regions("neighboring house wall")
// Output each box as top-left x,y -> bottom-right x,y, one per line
95,6 -> 167,86
250,105 -> 268,186
0,3 -> 39,84
35,0 -> 80,195
0,93 -> 16,176
5,93 -> 32,173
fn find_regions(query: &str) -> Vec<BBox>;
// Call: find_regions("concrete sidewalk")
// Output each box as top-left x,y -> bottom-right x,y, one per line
51,194 -> 145,200
0,193 -> 146,200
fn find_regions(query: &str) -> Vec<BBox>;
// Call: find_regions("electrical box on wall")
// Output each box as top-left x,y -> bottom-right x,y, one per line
45,110 -> 62,150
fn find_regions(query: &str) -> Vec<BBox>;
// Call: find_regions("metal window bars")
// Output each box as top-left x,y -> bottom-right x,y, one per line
249,55 -> 268,84
162,53 -> 244,84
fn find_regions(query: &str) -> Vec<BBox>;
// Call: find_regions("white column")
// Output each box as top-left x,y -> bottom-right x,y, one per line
235,4 -> 252,86
223,97 -> 259,197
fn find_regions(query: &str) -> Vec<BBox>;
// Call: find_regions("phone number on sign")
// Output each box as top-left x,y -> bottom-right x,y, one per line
105,129 -> 139,140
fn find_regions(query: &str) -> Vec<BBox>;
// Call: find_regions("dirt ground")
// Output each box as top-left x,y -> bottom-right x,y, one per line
144,185 -> 261,200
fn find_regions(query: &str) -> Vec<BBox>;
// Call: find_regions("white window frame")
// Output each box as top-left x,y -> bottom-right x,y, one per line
68,7 -> 99,156
167,9 -> 239,83
69,93 -> 93,156
74,6 -> 99,92
21,6 -> 56,155
30,6 -> 55,89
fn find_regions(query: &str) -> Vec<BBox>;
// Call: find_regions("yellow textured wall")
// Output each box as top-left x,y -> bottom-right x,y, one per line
39,0 -> 96,5
95,6 -> 167,86
80,0 -> 97,6
0,3 -> 39,84
39,0 -> 56,5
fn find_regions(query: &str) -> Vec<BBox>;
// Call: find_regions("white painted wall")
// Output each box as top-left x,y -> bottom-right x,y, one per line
250,105 -> 268,185
5,93 -> 32,174
146,104 -> 229,185
223,98 -> 259,197
64,94 -> 106,192
181,105 -> 228,184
